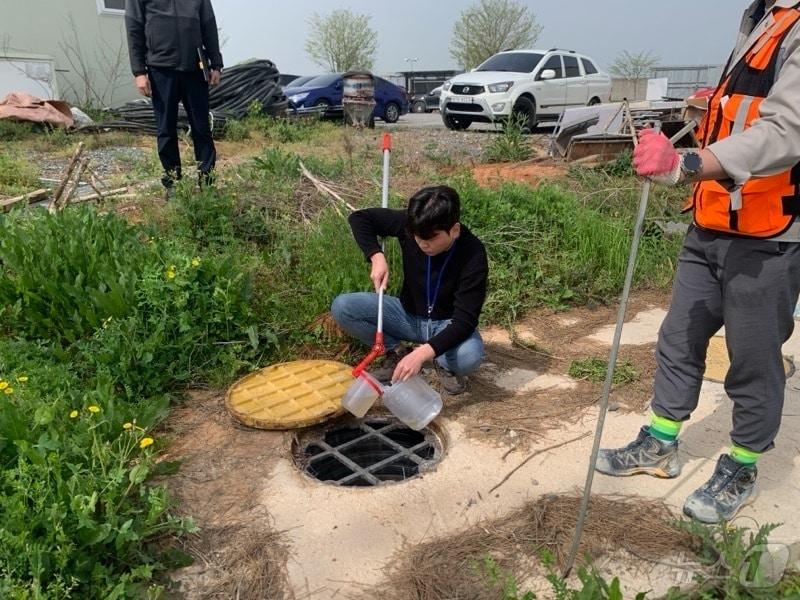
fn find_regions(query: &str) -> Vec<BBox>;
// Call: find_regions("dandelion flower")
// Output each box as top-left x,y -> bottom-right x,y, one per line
191,257 -> 201,268
165,265 -> 177,280
0,381 -> 7,390
88,405 -> 101,414
123,422 -> 133,430
139,437 -> 154,449
16,376 -> 28,383
4,387 -> 13,395
70,410 -> 79,419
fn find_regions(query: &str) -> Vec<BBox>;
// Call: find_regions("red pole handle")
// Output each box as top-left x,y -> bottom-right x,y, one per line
382,133 -> 392,152
352,332 -> 385,377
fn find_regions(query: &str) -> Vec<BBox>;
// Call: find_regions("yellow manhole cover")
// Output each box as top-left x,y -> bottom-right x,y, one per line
704,337 -> 794,383
226,360 -> 354,430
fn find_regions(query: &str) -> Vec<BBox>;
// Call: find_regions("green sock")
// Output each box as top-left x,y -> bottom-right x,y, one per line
649,414 -> 683,442
730,444 -> 761,465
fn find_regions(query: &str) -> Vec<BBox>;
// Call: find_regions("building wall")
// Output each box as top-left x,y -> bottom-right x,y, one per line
0,0 -> 137,107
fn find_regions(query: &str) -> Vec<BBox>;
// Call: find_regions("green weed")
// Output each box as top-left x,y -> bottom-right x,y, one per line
568,358 -> 640,385
0,151 -> 39,195
0,340 -> 194,598
485,116 -> 533,163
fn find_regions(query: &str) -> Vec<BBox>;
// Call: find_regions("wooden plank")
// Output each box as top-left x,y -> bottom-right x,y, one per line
0,189 -> 49,213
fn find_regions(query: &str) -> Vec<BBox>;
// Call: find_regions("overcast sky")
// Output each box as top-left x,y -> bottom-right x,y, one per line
213,0 -> 743,76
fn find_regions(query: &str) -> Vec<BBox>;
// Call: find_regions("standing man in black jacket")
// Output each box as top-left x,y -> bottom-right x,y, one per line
125,0 -> 223,191
331,186 -> 488,395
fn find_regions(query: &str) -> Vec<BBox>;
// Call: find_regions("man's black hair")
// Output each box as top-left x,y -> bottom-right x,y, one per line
406,186 -> 461,240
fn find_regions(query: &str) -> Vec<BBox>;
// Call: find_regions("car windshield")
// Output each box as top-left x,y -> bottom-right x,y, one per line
289,76 -> 315,88
303,74 -> 341,88
476,52 -> 544,73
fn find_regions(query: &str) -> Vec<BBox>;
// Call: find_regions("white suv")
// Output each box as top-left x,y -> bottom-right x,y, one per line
439,49 -> 612,131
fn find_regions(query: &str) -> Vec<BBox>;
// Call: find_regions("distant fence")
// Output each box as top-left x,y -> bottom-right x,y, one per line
610,64 -> 723,102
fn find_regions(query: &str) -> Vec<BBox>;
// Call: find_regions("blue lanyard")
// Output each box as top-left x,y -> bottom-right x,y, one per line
426,243 -> 457,318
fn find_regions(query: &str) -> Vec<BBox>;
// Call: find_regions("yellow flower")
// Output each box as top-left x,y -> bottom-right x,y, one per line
123,422 -> 133,430
191,257 -> 201,268
165,265 -> 177,280
70,410 -> 79,419
139,437 -> 154,449
0,381 -> 7,390
88,405 -> 101,414
16,375 -> 28,383
4,387 -> 13,395
102,316 -> 113,329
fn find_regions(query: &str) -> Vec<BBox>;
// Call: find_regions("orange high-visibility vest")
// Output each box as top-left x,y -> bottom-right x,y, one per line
689,5 -> 800,238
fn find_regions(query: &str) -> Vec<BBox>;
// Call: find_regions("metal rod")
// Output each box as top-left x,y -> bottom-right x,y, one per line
563,123 -> 671,577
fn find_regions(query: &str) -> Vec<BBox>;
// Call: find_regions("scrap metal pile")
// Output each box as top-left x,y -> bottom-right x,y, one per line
102,59 -> 288,136
551,98 -> 705,163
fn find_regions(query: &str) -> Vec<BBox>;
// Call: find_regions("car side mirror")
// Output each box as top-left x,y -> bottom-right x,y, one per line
538,69 -> 557,81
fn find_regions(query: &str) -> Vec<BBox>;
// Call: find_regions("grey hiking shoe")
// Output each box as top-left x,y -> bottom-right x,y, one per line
595,426 -> 681,478
436,365 -> 467,395
369,347 -> 408,385
683,454 -> 757,524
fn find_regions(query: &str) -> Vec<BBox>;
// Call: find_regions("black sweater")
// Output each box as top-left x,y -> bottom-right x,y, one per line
349,209 -> 488,356
125,0 -> 223,76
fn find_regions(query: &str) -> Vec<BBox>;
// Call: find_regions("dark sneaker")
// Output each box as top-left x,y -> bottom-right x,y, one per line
683,454 -> 757,524
595,426 -> 681,478
199,171 -> 215,188
369,347 -> 407,385
436,365 -> 467,395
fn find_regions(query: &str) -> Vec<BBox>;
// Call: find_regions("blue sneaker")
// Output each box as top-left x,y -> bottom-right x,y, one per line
595,426 -> 681,478
683,454 -> 757,524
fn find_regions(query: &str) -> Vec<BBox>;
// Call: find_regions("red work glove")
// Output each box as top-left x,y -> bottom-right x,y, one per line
633,129 -> 680,178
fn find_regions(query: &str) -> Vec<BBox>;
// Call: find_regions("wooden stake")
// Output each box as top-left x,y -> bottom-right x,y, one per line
52,142 -> 85,207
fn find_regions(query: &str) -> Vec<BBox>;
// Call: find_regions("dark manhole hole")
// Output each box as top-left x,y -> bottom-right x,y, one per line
293,417 -> 444,487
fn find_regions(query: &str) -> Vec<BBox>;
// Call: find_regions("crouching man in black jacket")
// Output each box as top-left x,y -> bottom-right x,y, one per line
332,186 -> 488,395
125,0 -> 223,191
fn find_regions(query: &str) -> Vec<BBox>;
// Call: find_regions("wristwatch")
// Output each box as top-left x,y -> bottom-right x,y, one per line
679,151 -> 703,182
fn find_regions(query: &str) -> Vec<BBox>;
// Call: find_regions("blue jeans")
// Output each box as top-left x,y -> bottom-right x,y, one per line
331,293 -> 485,375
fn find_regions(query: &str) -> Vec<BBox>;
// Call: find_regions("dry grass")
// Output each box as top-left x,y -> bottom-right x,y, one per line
180,522 -> 292,600
371,494 -> 696,600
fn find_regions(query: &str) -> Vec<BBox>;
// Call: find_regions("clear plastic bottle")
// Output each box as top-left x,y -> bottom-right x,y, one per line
341,372 -> 383,418
383,376 -> 443,430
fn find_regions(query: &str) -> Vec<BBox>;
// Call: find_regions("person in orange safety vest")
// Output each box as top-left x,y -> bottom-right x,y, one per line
596,1 -> 800,524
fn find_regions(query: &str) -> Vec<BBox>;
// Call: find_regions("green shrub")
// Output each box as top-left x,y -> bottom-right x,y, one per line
457,177 -> 682,322
0,120 -> 38,142
0,340 -> 194,598
222,118 -> 250,141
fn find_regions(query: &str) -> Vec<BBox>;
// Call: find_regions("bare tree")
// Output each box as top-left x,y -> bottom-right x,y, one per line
608,50 -> 660,100
608,50 -> 660,80
58,13 -> 128,109
305,9 -> 378,72
450,0 -> 543,70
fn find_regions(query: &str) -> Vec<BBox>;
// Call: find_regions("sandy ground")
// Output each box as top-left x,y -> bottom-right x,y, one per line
167,291 -> 800,599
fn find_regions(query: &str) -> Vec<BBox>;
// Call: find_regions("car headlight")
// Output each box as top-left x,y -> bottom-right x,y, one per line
488,82 -> 514,93
289,93 -> 309,104
443,81 -> 452,91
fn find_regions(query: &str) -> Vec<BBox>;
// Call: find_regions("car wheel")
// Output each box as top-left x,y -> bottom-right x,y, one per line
442,112 -> 472,131
510,97 -> 537,133
412,101 -> 426,113
588,97 -> 602,106
384,102 -> 401,123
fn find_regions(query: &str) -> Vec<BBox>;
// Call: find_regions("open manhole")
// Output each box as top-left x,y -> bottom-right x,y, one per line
293,417 -> 444,487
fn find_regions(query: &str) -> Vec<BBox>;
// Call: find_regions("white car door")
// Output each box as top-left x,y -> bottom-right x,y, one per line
563,55 -> 589,107
581,57 -> 610,103
536,54 -> 566,116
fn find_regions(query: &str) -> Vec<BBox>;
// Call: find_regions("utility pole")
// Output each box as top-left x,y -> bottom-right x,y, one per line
404,57 -> 419,95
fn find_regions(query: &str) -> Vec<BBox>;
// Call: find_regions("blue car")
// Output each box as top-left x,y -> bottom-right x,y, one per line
285,73 -> 409,123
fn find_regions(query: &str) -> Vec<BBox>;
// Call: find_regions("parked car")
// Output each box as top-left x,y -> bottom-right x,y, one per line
411,86 -> 442,113
439,49 -> 611,131
285,74 -> 410,123
281,74 -> 316,90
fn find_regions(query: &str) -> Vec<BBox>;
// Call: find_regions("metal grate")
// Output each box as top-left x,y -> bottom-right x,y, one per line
297,418 -> 442,487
